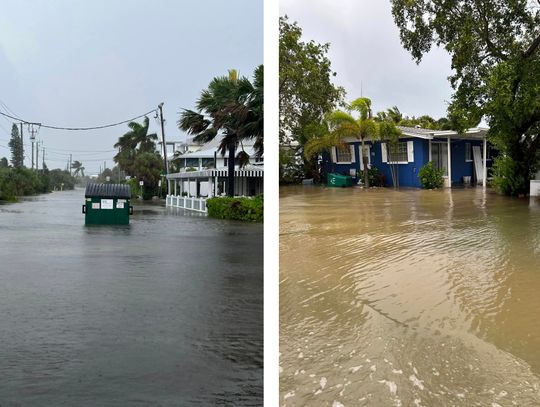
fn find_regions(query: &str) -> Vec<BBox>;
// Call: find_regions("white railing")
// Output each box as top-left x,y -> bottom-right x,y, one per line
166,195 -> 208,213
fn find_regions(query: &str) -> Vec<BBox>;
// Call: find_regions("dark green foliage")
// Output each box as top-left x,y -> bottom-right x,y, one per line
391,0 -> 540,195
491,155 -> 528,196
134,152 -> 163,200
8,124 -> 24,168
279,146 -> 305,184
359,167 -> 386,187
178,66 -> 263,196
44,169 -> 76,191
279,16 -> 345,181
206,196 -> 263,222
114,116 -> 159,177
0,157 -> 8,168
0,167 -> 76,201
114,118 -> 163,200
418,162 -> 444,189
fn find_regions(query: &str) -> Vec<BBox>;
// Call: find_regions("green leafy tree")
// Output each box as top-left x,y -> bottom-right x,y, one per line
378,118 -> 403,188
280,16 -> 345,181
8,123 -> 24,168
305,97 -> 379,187
0,157 -> 8,168
133,152 -> 163,200
114,116 -> 158,177
178,66 -> 262,197
391,0 -> 540,195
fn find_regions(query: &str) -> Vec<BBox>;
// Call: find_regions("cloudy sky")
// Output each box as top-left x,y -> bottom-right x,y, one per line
0,0 -> 262,173
280,0 -> 455,120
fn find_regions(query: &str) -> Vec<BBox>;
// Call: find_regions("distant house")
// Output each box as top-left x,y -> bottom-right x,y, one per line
165,138 -> 263,213
323,126 -> 494,188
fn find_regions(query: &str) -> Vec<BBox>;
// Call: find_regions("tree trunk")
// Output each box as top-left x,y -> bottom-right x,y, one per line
362,139 -> 369,188
227,142 -> 236,197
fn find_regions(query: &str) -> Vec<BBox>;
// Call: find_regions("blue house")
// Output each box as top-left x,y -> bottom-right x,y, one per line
323,126 -> 494,188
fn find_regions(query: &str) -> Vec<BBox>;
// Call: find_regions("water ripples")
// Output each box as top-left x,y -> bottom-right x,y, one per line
281,186 -> 540,405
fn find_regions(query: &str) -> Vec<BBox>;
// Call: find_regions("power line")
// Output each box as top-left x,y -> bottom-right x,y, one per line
0,108 -> 158,131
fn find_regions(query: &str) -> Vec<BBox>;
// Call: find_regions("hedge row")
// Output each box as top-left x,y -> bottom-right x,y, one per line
206,196 -> 263,222
0,168 -> 76,201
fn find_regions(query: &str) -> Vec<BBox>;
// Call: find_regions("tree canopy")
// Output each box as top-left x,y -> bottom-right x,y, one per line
178,66 -> 263,196
391,0 -> 540,194
279,16 -> 344,143
279,16 -> 345,182
8,123 -> 24,168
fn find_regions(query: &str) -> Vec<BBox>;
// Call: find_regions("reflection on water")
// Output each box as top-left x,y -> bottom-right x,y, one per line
0,189 -> 262,405
280,186 -> 540,406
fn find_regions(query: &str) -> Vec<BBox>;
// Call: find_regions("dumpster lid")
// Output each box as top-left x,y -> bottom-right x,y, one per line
85,183 -> 131,199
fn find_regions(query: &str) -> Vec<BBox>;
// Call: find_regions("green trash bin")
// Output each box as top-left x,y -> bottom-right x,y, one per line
83,183 -> 133,225
327,173 -> 353,188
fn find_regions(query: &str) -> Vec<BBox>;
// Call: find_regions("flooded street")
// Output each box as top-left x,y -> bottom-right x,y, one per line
280,186 -> 540,406
0,188 -> 262,406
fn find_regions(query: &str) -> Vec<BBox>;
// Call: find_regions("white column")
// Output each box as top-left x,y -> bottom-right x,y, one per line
483,137 -> 487,188
447,137 -> 452,188
208,177 -> 213,197
428,139 -> 432,161
174,179 -> 177,196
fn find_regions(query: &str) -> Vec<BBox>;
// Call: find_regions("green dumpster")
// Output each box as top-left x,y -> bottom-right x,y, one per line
327,173 -> 353,188
82,183 -> 133,225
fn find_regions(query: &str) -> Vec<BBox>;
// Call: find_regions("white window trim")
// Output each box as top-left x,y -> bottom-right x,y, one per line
332,145 -> 353,164
381,142 -> 410,165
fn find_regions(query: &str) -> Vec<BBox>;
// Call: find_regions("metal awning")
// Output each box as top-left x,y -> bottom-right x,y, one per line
167,165 -> 264,180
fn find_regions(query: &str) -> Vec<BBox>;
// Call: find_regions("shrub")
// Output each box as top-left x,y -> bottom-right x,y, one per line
206,195 -> 263,222
418,161 -> 444,189
491,155 -> 529,196
358,167 -> 386,187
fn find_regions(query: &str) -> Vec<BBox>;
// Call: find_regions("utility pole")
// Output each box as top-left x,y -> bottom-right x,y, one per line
42,147 -> 45,169
28,124 -> 36,170
69,154 -> 72,175
158,103 -> 169,176
36,141 -> 39,171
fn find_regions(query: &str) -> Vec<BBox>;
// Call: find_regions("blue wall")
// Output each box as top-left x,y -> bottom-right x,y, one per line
322,138 -> 494,188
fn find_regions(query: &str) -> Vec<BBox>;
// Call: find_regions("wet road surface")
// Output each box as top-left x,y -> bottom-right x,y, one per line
0,188 -> 262,406
280,186 -> 540,406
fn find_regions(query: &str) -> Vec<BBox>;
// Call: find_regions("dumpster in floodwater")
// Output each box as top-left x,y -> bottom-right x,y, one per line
82,183 -> 133,225
327,173 -> 353,188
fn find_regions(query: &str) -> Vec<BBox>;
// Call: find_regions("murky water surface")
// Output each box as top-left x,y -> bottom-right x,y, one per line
0,189 -> 262,406
280,186 -> 540,406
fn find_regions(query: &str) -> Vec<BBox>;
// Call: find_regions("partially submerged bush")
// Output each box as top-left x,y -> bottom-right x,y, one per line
491,155 -> 529,196
418,162 -> 444,189
206,195 -> 263,222
358,167 -> 386,187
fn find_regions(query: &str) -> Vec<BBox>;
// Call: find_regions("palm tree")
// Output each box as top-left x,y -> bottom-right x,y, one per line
305,97 -> 378,187
114,116 -> 158,176
71,160 -> 85,177
178,66 -> 263,197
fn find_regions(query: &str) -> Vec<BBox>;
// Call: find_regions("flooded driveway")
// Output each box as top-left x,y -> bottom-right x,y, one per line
0,188 -> 262,406
280,186 -> 540,406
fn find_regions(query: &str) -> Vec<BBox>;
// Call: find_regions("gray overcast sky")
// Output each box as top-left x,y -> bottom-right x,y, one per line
0,0 -> 262,173
280,0 -> 455,121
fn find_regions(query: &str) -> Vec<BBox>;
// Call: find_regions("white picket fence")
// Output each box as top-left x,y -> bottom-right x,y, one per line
166,195 -> 207,213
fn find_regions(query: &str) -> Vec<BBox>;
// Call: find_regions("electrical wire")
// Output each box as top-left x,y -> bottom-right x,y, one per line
0,108 -> 158,131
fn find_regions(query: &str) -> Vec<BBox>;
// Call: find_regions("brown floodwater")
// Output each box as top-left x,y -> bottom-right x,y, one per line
280,186 -> 540,406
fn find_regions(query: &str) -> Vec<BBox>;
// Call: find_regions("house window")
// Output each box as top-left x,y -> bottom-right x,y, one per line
387,142 -> 408,163
202,158 -> 214,168
465,143 -> 472,162
185,158 -> 199,168
335,145 -> 352,162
